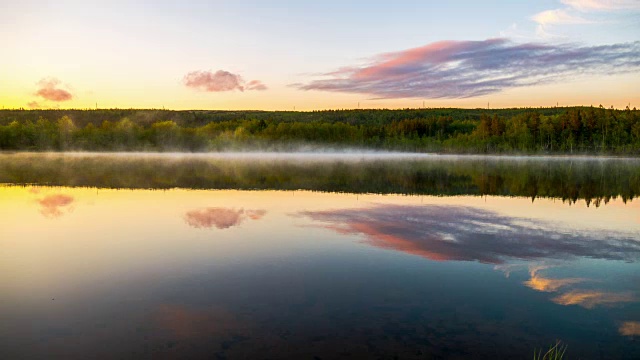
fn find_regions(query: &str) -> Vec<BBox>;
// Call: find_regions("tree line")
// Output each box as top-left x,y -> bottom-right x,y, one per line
0,106 -> 638,153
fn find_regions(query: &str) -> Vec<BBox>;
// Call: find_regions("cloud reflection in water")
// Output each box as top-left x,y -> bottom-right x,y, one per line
619,321 -> 640,337
155,304 -> 245,339
552,290 -> 636,309
37,194 -> 74,218
302,204 -> 640,310
523,265 -> 584,292
184,208 -> 266,229
520,265 -> 637,309
300,204 -> 640,264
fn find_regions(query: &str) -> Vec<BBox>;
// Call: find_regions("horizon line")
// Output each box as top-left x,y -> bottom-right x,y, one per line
0,104 -> 634,112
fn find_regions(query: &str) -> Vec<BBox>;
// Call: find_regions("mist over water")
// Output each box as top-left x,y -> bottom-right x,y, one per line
8,150 -> 640,161
1,152 -> 638,206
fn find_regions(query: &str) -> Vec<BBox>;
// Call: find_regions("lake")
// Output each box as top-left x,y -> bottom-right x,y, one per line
1,152 -> 639,359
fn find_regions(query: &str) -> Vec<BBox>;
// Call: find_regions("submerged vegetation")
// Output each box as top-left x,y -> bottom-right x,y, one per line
0,106 -> 639,154
1,153 -> 637,205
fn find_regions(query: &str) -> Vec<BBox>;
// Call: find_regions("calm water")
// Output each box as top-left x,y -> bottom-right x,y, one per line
1,153 -> 639,359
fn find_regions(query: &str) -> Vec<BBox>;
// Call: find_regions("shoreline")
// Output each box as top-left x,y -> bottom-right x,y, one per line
2,150 -> 640,161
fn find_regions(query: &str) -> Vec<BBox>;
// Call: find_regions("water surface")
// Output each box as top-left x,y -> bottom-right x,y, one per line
1,153 -> 639,359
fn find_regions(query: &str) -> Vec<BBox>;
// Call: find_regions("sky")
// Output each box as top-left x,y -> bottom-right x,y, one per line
0,0 -> 638,110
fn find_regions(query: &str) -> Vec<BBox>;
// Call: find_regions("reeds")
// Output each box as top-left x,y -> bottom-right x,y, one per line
534,340 -> 567,360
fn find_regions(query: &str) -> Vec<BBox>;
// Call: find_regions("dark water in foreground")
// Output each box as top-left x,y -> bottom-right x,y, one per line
1,153 -> 639,359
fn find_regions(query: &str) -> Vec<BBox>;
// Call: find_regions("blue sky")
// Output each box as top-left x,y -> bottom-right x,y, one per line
1,0 -> 638,110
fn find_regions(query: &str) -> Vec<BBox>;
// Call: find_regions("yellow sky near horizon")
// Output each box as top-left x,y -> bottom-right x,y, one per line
2,71 -> 639,111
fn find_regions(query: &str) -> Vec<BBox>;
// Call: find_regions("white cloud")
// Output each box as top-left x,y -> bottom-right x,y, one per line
561,0 -> 640,11
528,0 -> 639,39
531,8 -> 591,26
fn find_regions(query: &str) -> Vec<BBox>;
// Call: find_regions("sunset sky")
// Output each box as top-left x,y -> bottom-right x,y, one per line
1,0 -> 639,110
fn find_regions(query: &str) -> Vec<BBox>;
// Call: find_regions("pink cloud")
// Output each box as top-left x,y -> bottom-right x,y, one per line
353,40 -> 500,81
295,39 -> 640,99
183,70 -> 267,92
246,80 -> 268,91
38,194 -> 74,218
35,78 -> 73,102
184,207 -> 266,229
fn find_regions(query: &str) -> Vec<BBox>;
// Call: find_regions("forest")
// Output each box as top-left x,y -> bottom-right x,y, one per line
0,106 -> 638,154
